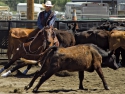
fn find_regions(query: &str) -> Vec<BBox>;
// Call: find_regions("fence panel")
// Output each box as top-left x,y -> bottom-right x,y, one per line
0,20 -> 123,60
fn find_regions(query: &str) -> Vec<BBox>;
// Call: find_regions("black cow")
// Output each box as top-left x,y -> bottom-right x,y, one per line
97,21 -> 125,66
70,22 -> 124,66
74,29 -> 110,51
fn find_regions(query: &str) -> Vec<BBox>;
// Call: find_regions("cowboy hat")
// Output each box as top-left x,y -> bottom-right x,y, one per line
42,1 -> 54,7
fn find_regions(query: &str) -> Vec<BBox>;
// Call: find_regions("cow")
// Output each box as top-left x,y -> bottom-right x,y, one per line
67,23 -> 110,51
97,21 -> 125,31
109,29 -> 125,66
1,28 -> 76,77
7,28 -> 38,60
24,44 -> 119,92
54,30 -> 75,47
96,21 -> 125,66
70,22 -> 124,66
74,29 -> 110,51
21,43 -> 119,70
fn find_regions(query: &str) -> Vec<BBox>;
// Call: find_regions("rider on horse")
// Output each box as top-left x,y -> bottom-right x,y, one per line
36,0 -> 59,46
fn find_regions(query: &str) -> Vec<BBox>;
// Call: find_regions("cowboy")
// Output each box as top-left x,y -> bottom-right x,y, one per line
37,1 -> 55,29
37,0 -> 59,46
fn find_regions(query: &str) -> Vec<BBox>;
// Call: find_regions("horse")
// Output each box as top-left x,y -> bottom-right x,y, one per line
0,26 -> 56,77
1,27 -> 76,77
7,27 -> 58,61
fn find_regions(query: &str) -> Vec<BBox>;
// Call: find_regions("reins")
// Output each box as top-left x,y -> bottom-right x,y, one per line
20,26 -> 55,57
28,27 -> 45,53
22,27 -> 46,55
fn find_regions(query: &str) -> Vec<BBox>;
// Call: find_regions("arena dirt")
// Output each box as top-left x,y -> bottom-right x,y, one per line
0,61 -> 125,94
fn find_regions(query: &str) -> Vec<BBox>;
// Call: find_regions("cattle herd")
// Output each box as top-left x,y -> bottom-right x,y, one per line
0,21 -> 125,93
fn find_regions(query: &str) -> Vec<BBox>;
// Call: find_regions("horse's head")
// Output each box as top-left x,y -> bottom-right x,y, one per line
43,26 -> 56,47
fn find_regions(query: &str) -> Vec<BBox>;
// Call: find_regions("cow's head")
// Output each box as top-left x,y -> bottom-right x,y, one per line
101,51 -> 120,70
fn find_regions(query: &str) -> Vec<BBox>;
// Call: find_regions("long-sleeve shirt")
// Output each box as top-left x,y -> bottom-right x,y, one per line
37,10 -> 56,29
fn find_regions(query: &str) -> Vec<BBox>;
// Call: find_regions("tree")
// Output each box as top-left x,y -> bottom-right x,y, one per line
0,1 -> 7,6
51,0 -> 70,11
2,0 -> 27,11
0,0 -> 71,11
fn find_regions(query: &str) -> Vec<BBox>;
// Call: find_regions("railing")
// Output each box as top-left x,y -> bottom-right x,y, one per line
0,19 -> 124,60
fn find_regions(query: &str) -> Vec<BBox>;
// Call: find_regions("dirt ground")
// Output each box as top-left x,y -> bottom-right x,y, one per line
0,61 -> 125,94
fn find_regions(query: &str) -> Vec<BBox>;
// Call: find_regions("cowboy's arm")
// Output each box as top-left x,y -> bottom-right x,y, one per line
37,13 -> 43,29
49,14 -> 56,27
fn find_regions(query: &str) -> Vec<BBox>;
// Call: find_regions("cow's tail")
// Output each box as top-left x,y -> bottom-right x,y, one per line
20,46 -> 58,64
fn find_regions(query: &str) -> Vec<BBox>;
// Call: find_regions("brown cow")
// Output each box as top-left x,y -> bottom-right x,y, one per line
7,28 -> 41,60
108,30 -> 125,66
24,44 -> 109,92
109,30 -> 125,51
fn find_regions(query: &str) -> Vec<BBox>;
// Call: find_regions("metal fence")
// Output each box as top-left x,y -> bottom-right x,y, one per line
0,19 -> 123,60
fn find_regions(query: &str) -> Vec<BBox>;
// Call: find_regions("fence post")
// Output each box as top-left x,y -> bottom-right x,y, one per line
56,21 -> 60,29
8,20 -> 11,31
72,9 -> 79,29
27,0 -> 34,28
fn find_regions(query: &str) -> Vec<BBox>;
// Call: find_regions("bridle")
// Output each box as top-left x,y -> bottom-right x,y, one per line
22,26 -> 55,55
22,27 -> 47,55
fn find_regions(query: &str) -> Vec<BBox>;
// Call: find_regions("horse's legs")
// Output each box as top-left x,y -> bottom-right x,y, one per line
1,63 -> 28,77
0,52 -> 20,74
95,66 -> 109,90
10,63 -> 28,73
78,71 -> 84,90
22,65 -> 32,75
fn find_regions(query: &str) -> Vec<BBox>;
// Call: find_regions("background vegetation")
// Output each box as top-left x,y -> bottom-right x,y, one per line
0,0 -> 70,12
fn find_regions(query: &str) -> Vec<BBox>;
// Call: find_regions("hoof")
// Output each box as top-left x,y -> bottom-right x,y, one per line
79,86 -> 84,90
24,85 -> 30,90
32,88 -> 38,93
105,86 -> 110,90
1,71 -> 11,77
0,68 -> 4,74
22,69 -> 28,75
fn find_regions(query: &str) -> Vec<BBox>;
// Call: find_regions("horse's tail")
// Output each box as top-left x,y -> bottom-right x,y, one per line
20,46 -> 58,64
6,33 -> 13,61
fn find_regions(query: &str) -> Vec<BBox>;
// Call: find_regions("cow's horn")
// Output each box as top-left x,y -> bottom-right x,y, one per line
20,58 -> 37,64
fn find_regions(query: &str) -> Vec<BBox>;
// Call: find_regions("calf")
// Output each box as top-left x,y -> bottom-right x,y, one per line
24,44 -> 110,92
